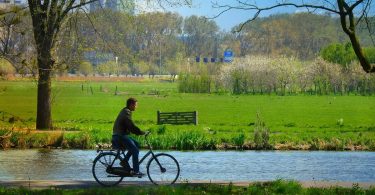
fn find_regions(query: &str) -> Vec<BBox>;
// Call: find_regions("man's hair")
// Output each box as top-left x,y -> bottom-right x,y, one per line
126,97 -> 137,107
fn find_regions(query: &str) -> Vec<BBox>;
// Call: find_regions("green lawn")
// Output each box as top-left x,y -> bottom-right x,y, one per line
0,79 -> 374,150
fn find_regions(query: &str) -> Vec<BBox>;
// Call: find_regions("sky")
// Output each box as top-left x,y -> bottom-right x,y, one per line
15,0 -> 374,31
138,0 -> 374,31
17,0 -> 296,31
135,0 -> 303,31
161,0 -> 299,31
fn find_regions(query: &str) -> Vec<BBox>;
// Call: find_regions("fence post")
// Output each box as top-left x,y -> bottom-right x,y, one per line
194,111 -> 198,125
174,112 -> 177,124
90,86 -> 93,95
81,84 -> 84,91
115,86 -> 118,95
157,111 -> 160,125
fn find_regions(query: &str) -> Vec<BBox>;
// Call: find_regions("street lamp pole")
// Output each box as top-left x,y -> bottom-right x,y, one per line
159,40 -> 162,75
115,56 -> 119,76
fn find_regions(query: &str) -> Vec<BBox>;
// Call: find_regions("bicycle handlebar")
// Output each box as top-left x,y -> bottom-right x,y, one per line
144,131 -> 152,148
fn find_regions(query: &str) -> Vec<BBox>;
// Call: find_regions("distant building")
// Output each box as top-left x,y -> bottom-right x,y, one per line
89,0 -> 135,14
84,51 -> 114,66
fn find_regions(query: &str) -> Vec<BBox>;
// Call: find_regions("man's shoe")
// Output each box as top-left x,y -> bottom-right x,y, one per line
131,171 -> 145,178
120,160 -> 131,171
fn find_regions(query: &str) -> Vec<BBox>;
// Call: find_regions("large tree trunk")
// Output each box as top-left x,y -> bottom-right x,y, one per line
35,49 -> 54,129
36,68 -> 52,129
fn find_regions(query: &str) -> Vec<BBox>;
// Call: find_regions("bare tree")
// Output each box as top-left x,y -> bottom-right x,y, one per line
26,0 -> 97,129
212,0 -> 375,73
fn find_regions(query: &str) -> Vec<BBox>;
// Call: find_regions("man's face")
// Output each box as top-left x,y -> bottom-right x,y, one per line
129,102 -> 137,111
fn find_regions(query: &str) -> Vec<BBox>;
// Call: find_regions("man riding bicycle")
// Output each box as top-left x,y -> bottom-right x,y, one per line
112,97 -> 145,177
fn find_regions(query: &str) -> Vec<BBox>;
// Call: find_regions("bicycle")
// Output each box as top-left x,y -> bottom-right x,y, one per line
92,131 -> 180,186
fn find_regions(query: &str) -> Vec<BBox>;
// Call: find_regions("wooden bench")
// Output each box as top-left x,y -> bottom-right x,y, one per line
157,111 -> 198,125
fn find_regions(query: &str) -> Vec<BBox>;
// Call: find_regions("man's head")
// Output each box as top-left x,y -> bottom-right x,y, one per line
126,97 -> 138,111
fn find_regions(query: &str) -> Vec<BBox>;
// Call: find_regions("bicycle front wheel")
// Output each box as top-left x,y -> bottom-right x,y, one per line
92,152 -> 124,187
146,153 -> 180,185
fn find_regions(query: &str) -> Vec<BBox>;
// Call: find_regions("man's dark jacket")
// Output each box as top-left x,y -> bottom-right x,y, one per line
113,107 -> 144,135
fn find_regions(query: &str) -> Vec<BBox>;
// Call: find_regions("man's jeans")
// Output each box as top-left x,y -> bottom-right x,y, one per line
112,135 -> 140,172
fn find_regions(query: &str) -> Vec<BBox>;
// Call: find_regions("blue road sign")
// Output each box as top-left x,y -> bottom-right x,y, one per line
224,49 -> 233,63
196,56 -> 200,62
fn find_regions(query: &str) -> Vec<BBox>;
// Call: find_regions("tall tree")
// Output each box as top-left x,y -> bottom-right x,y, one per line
183,15 -> 219,57
232,13 -> 343,60
214,0 -> 375,73
27,0 -> 95,129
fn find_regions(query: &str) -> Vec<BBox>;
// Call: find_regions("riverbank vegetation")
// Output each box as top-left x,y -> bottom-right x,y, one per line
0,80 -> 374,151
0,180 -> 374,195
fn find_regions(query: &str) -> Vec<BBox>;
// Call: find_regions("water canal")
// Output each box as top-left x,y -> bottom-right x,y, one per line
0,150 -> 374,182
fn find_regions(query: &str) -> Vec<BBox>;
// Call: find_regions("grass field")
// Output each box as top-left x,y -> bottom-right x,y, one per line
0,79 -> 374,150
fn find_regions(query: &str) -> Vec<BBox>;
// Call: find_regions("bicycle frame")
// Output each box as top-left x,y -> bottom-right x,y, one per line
103,132 -> 164,170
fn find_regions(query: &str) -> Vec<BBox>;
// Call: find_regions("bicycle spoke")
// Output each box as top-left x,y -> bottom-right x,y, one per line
92,152 -> 124,186
98,158 -> 109,166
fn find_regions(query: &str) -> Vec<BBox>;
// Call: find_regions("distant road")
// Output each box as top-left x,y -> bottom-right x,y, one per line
0,180 -> 374,190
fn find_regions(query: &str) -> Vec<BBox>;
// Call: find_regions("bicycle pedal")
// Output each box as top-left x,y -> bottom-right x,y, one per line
130,174 -> 143,178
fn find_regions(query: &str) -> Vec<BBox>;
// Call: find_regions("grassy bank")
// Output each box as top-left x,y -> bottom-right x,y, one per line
0,80 -> 374,150
0,180 -> 374,195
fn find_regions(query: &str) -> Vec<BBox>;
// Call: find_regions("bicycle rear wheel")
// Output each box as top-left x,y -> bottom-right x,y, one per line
146,153 -> 180,185
92,152 -> 124,186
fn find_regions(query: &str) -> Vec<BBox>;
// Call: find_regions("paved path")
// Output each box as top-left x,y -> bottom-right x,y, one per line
0,180 -> 374,190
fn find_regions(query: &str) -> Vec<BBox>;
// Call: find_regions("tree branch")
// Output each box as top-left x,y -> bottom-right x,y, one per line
355,0 -> 370,26
364,12 -> 375,46
349,0 -> 365,11
338,0 -> 351,34
211,1 -> 341,32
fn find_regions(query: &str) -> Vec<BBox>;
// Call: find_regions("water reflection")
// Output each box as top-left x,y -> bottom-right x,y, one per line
0,150 -> 374,182
0,149 -> 96,180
